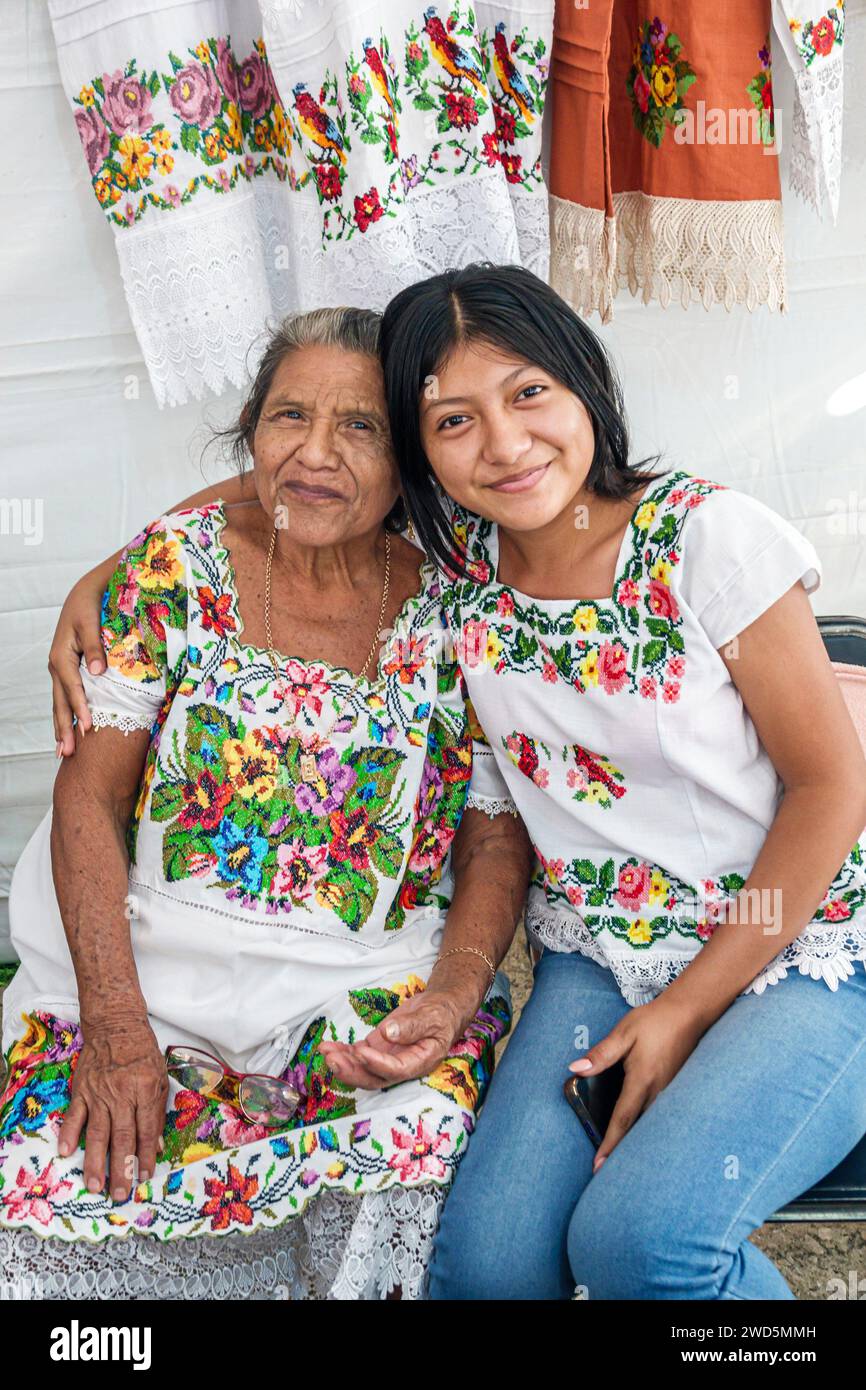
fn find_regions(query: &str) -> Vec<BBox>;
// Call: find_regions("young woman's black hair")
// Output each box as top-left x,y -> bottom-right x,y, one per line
379,262 -> 665,576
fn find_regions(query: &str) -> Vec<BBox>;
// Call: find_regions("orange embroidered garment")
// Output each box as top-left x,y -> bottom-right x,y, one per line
548,1 -> 786,320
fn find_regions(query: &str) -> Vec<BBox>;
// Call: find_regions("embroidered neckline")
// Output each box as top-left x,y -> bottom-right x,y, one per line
207,501 -> 439,689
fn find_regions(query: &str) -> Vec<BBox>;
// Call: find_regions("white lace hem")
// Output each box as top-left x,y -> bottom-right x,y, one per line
466,791 -> 519,819
0,1182 -> 446,1301
90,709 -> 155,735
550,192 -> 787,323
525,902 -> 866,1006
117,173 -> 549,408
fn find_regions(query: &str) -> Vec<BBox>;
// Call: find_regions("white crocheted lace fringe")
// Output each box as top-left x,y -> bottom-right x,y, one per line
549,191 -> 787,322
525,903 -> 866,1007
466,791 -> 519,819
118,174 -> 549,408
789,55 -> 844,222
0,1182 -> 446,1301
90,709 -> 155,736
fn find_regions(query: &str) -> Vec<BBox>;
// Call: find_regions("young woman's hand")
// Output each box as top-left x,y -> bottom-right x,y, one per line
569,996 -> 707,1172
57,1017 -> 169,1202
317,985 -> 473,1090
48,566 -> 110,756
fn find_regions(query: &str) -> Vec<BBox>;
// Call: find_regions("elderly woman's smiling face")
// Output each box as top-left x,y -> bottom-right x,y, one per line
252,344 -> 399,546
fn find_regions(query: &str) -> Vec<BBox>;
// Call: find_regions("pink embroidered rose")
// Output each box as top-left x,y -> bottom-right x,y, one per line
566,885 -> 584,908
598,640 -> 629,694
532,768 -> 550,788
614,861 -> 651,913
75,106 -> 110,174
215,39 -> 240,101
170,62 -> 222,127
388,1116 -> 450,1182
3,1161 -> 72,1225
542,662 -> 558,684
496,591 -> 515,617
684,494 -> 704,509
273,839 -> 328,900
616,578 -> 640,608
648,579 -> 679,621
823,898 -> 852,921
101,71 -> 154,135
633,70 -> 651,114
460,620 -> 488,669
237,53 -> 271,118
668,489 -> 685,505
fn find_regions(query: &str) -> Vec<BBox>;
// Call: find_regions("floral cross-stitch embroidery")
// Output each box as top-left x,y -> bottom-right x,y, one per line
626,16 -> 696,147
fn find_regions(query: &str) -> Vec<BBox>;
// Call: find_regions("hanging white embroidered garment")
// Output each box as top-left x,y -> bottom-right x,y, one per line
48,0 -> 553,407
772,2 -> 846,223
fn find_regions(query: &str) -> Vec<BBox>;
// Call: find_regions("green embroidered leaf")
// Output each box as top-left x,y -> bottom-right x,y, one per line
676,73 -> 697,96
599,858 -> 615,892
720,873 -> 746,893
649,513 -> 678,546
148,72 -> 161,98
368,830 -> 405,878
413,93 -> 437,110
574,859 -> 598,885
168,50 -> 185,73
668,629 -> 685,653
179,122 -> 201,155
642,640 -> 666,667
645,618 -> 670,637
371,1139 -> 384,1156
348,986 -> 401,1027
322,865 -> 378,930
149,782 -> 184,822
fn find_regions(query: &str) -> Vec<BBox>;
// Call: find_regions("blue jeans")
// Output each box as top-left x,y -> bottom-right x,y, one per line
428,948 -> 866,1300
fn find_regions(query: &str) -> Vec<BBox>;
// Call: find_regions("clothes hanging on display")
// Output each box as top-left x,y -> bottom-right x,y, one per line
48,0 -> 554,406
548,0 -> 788,321
771,1 -> 846,222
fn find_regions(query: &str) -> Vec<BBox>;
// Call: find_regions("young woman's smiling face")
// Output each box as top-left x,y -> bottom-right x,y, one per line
419,340 -> 596,529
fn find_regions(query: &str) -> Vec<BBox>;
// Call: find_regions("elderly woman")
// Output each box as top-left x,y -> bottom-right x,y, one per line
0,307 -> 529,1301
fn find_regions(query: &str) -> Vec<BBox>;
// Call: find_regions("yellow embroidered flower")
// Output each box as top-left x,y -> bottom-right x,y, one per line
628,918 -> 653,944
573,605 -> 598,634
649,869 -> 670,904
118,134 -> 153,183
150,128 -> 172,151
156,152 -> 174,176
8,1013 -> 48,1069
95,178 -> 111,204
393,974 -> 427,1005
585,782 -> 608,803
223,657 -> 240,675
485,629 -> 503,664
299,1130 -> 318,1158
107,1213 -> 128,1226
650,62 -> 678,108
788,18 -> 802,32
326,1161 -> 347,1179
424,1055 -> 479,1109
253,121 -> 271,149
223,733 -> 278,801
79,84 -> 96,107
634,501 -> 657,531
204,133 -> 227,162
109,185 -> 122,203
138,532 -> 184,591
195,41 -> 212,63
316,879 -> 346,913
271,103 -> 290,152
226,102 -> 243,150
110,633 -> 160,683
650,557 -> 671,585
580,649 -> 599,686
134,754 -> 157,819
180,1142 -> 217,1165
255,38 -> 267,57
407,728 -> 425,747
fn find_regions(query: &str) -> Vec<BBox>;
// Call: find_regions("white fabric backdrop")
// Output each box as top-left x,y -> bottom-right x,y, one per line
2,0 -> 865,958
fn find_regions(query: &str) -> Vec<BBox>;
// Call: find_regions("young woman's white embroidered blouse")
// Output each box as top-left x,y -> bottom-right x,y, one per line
440,470 -> 866,1006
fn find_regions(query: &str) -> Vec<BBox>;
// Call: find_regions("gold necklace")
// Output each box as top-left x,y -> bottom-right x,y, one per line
264,523 -> 391,783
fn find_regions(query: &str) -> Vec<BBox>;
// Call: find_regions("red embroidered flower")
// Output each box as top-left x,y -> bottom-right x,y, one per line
493,102 -> 516,145
598,640 -> 629,694
495,591 -> 515,617
810,16 -> 836,56
500,152 -> 523,184
445,92 -> 478,129
197,585 -> 237,637
179,768 -> 233,831
614,861 -> 651,913
354,186 -> 383,232
328,806 -> 379,869
482,131 -> 500,166
201,1161 -> 258,1230
315,162 -> 342,201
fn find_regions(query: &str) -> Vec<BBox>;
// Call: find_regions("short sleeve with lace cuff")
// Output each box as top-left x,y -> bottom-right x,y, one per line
84,517 -> 188,735
463,688 -> 518,820
676,488 -> 822,651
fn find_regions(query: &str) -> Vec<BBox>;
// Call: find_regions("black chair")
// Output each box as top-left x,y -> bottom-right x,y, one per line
772,616 -> 866,1221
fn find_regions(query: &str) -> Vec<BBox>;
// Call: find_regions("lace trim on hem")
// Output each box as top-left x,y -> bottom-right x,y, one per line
465,791 -> 519,819
525,904 -> 866,1005
90,710 -> 155,735
550,192 -> 787,322
0,1182 -> 447,1301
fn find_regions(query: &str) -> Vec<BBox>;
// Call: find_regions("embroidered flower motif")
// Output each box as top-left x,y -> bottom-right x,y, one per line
1,1161 -> 73,1225
626,19 -> 696,147
388,1116 -> 449,1182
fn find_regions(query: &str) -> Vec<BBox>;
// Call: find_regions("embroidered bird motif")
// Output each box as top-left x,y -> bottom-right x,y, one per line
573,745 -> 627,801
423,6 -> 485,92
292,82 -> 347,165
362,38 -> 398,121
493,21 -> 535,123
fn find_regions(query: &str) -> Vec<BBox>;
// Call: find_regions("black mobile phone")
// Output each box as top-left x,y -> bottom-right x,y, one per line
563,1062 -> 626,1149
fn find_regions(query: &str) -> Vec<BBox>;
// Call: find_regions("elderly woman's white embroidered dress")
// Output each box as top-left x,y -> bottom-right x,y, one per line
0,501 -> 514,1299
442,470 -> 866,1006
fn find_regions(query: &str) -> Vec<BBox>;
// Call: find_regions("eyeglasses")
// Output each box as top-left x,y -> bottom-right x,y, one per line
164,1045 -> 301,1128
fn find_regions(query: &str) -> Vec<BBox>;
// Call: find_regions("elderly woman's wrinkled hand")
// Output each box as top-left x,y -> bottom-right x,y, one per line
57,1018 -> 169,1202
317,987 -> 472,1089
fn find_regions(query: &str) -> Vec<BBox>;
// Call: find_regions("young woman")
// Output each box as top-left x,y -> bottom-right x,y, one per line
46,268 -> 866,1300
